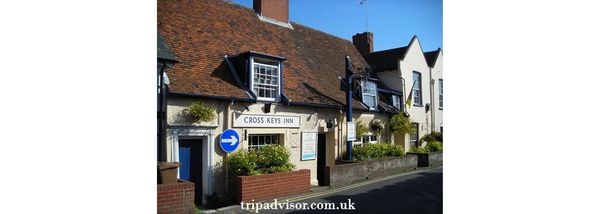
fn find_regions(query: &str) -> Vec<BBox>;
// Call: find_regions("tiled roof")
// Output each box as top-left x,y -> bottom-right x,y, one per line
424,49 -> 441,68
363,46 -> 408,72
158,0 -> 370,110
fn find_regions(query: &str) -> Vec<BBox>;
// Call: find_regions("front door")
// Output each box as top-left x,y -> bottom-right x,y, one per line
179,138 -> 203,204
317,133 -> 327,186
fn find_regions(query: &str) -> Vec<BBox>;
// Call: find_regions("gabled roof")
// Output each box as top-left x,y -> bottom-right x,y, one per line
157,32 -> 177,62
363,36 -> 423,72
158,0 -> 370,110
363,46 -> 408,72
424,48 -> 442,68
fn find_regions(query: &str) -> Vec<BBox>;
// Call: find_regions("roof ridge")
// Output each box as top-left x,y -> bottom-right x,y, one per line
368,46 -> 409,55
291,21 -> 353,45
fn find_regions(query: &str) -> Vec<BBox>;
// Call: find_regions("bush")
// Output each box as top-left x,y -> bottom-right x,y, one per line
185,101 -> 216,122
409,147 -> 429,154
427,141 -> 443,152
352,143 -> 405,161
419,131 -> 443,145
389,114 -> 415,136
228,145 -> 295,176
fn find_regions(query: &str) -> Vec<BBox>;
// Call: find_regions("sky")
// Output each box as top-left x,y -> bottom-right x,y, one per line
232,0 -> 442,52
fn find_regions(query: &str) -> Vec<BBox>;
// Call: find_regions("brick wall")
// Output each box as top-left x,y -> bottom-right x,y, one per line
157,180 -> 195,214
325,155 -> 418,187
237,169 -> 310,203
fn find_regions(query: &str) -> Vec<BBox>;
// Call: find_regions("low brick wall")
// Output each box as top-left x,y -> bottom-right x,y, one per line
428,151 -> 443,166
325,155 -> 418,187
157,180 -> 195,214
237,169 -> 310,203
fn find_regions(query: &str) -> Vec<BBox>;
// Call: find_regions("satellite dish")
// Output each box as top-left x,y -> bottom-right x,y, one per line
163,72 -> 170,85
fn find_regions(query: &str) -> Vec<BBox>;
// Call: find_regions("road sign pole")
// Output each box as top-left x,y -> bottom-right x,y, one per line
345,56 -> 353,161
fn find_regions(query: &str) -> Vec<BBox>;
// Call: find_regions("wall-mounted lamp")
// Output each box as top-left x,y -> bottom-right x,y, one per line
425,103 -> 430,113
326,119 -> 333,128
264,103 -> 271,113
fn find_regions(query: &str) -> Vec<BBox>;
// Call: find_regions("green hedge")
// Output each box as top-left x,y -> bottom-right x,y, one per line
408,147 -> 429,154
426,141 -> 443,152
353,143 -> 405,161
228,145 -> 295,176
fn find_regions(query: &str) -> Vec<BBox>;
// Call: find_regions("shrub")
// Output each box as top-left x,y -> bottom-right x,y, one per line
228,145 -> 295,176
419,131 -> 443,145
409,147 -> 429,154
427,141 -> 443,152
185,101 -> 216,122
389,114 -> 415,136
353,143 -> 405,161
369,120 -> 385,136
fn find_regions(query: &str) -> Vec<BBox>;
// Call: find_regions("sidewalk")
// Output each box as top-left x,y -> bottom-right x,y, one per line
198,166 -> 442,213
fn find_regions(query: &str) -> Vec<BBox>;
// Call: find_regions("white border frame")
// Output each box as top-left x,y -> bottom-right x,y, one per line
169,127 -> 215,203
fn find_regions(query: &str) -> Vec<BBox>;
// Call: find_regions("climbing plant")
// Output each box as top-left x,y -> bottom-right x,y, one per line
389,114 -> 415,136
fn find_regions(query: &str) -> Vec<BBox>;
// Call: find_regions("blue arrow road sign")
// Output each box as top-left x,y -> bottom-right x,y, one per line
220,129 -> 240,153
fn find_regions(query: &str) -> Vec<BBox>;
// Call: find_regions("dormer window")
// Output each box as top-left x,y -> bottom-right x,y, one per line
250,57 -> 281,101
362,80 -> 378,110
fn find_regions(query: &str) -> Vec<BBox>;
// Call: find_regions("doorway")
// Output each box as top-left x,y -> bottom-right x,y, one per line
317,133 -> 327,186
178,138 -> 203,204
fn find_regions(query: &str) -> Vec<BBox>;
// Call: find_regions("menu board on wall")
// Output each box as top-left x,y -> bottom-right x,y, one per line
301,132 -> 317,161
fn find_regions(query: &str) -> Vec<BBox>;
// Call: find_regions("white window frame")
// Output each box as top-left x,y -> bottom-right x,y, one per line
412,71 -> 422,106
439,79 -> 443,110
361,135 -> 378,144
409,123 -> 419,148
361,80 -> 378,110
250,57 -> 281,102
392,94 -> 400,109
248,134 -> 280,150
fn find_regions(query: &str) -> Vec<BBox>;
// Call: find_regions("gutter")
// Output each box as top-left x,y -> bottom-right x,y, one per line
169,92 -> 256,103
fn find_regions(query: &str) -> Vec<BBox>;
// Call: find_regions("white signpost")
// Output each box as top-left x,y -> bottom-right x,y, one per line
232,113 -> 301,128
301,132 -> 317,161
347,122 -> 356,141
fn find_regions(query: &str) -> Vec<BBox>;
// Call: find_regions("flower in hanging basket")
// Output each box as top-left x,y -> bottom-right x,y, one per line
184,101 -> 216,122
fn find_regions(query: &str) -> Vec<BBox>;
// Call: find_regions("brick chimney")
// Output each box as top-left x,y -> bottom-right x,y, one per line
352,32 -> 374,55
253,0 -> 289,24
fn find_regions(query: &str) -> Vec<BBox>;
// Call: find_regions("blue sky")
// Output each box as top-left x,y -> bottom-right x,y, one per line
232,0 -> 442,52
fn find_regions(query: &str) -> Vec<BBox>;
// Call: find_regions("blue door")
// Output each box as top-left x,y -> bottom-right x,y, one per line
178,139 -> 203,204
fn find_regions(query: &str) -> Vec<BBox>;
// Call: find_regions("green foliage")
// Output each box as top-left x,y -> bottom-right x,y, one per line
427,141 -> 443,152
369,120 -> 385,136
355,121 -> 369,138
185,101 -> 216,122
228,145 -> 295,176
409,147 -> 429,154
389,114 -> 415,136
419,131 -> 443,145
352,143 -> 405,161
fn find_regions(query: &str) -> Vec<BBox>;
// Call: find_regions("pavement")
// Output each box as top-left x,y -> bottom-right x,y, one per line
200,167 -> 442,214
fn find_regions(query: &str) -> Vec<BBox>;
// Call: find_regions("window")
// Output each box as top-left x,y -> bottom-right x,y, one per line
251,58 -> 280,101
248,134 -> 279,150
439,79 -> 443,110
362,80 -> 378,110
412,71 -> 422,106
409,123 -> 419,148
392,95 -> 400,109
361,135 -> 378,144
